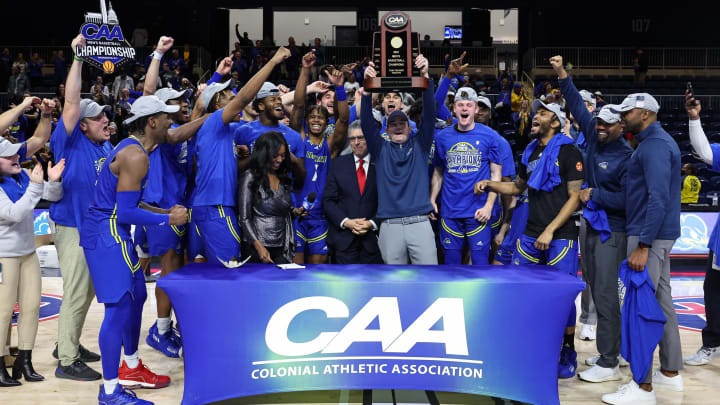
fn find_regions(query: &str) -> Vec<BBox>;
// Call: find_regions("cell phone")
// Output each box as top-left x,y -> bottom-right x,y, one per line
687,82 -> 697,106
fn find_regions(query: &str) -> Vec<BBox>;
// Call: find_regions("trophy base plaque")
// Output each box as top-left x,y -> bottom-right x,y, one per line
364,77 -> 429,92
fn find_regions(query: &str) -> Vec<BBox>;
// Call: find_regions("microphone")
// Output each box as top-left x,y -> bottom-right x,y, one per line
302,192 -> 317,211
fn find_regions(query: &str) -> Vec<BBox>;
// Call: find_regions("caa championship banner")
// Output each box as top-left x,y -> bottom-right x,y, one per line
160,263 -> 585,405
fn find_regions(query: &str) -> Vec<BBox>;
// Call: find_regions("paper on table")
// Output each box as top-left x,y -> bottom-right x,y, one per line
276,263 -> 306,270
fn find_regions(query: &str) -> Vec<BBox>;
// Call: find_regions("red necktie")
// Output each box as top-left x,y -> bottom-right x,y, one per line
357,159 -> 366,195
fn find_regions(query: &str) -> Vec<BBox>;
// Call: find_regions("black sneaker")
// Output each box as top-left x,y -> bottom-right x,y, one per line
52,343 -> 101,363
55,360 -> 101,381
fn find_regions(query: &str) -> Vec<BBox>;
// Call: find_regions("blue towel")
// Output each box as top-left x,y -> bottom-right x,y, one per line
521,134 -> 575,192
582,184 -> 611,242
618,260 -> 666,384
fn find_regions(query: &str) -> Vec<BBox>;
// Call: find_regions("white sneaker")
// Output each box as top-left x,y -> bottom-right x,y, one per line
651,369 -> 683,392
601,380 -> 656,405
579,324 -> 597,340
586,354 -> 629,367
578,364 -> 623,383
684,345 -> 720,366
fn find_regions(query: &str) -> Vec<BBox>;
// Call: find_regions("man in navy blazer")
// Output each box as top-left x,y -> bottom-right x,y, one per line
323,121 -> 382,264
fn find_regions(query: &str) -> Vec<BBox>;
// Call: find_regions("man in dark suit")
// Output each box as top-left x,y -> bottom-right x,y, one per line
323,121 -> 382,264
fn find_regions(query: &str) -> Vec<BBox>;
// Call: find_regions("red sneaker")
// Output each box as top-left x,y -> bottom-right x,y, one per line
118,359 -> 171,389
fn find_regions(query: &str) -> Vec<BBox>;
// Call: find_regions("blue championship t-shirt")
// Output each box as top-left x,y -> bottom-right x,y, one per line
49,115 -> 112,229
142,125 -> 188,209
293,137 -> 330,219
192,109 -> 238,207
433,124 -> 500,219
233,120 -> 305,157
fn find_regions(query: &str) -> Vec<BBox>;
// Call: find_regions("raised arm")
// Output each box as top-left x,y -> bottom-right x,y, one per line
417,54 -> 435,152
207,56 -> 233,85
686,91 -> 714,165
25,99 -> 56,156
326,68 -> 350,158
360,62 -> 382,158
290,50 -> 315,133
166,114 -> 209,144
63,34 -> 86,134
0,96 -> 37,134
436,52 -> 468,120
222,47 -> 290,124
143,36 -> 174,96
551,55 -> 596,143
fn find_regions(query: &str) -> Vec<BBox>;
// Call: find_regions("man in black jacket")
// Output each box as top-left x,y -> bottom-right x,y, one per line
323,121 -> 382,264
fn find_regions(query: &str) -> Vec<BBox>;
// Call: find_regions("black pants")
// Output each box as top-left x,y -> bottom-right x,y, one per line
334,238 -> 383,264
703,253 -> 720,347
248,245 -> 290,264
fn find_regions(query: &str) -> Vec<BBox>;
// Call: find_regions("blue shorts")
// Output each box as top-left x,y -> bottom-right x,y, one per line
192,205 -> 241,264
494,197 -> 529,264
84,239 -> 144,304
439,217 -> 491,264
140,224 -> 185,257
490,204 -> 504,239
294,218 -> 329,256
185,208 -> 205,259
512,233 -> 579,327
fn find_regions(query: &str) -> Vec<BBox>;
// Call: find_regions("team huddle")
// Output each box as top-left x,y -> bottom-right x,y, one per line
0,30 -> 714,405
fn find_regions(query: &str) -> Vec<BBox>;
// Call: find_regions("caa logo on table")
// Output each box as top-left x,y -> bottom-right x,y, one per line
674,296 -> 706,332
265,297 -> 469,356
11,294 -> 62,326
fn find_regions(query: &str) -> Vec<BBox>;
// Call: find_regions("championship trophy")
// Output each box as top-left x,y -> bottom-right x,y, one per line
364,11 -> 429,92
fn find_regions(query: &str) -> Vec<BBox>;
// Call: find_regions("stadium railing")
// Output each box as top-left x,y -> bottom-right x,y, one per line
532,47 -> 720,69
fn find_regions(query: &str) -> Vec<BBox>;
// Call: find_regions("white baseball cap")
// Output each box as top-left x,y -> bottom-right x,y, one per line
597,104 -> 622,124
617,93 -> 660,113
0,137 -> 23,157
201,80 -> 233,112
454,87 -> 478,103
579,90 -> 596,108
79,98 -> 111,119
532,99 -> 566,129
155,88 -> 192,103
477,96 -> 492,109
255,82 -> 280,100
123,95 -> 180,125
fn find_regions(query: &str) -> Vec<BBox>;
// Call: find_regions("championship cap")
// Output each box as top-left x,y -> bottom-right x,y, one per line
477,96 -> 492,109
201,80 -> 233,112
532,99 -> 566,129
123,95 -> 180,125
454,87 -> 478,103
597,104 -> 622,124
255,82 -> 280,100
79,98 -> 111,119
155,88 -> 192,103
617,93 -> 660,113
0,137 -> 23,157
579,90 -> 596,108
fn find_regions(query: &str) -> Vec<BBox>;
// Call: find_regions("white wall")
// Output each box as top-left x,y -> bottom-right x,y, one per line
490,9 -> 518,44
229,8 -> 264,51
378,10 -> 462,41
273,11 -> 356,46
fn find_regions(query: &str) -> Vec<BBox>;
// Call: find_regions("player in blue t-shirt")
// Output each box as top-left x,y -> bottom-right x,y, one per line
192,47 -> 294,265
287,51 -> 350,264
430,87 -> 502,265
80,95 -> 188,405
49,34 -> 111,382
233,83 -> 306,160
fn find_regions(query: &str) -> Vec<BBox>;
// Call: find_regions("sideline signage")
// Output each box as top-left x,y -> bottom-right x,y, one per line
76,0 -> 136,74
160,263 -> 584,405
